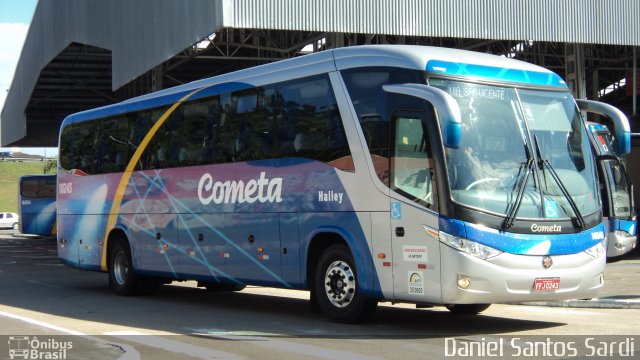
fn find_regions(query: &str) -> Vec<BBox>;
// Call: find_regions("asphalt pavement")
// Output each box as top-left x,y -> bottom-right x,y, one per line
4,230 -> 640,309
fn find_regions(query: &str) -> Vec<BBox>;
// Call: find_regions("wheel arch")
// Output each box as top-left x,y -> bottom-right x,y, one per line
304,227 -> 379,298
305,231 -> 347,290
105,227 -> 129,271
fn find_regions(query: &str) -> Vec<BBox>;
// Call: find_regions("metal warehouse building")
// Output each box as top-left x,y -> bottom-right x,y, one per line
1,0 -> 638,148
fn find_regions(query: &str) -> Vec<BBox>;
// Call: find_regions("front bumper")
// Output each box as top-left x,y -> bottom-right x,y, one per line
440,244 -> 605,304
606,231 -> 637,258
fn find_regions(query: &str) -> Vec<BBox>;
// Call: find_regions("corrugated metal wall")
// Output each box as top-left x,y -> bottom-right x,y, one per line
3,0 -> 639,146
1,0 -> 223,146
225,0 -> 640,46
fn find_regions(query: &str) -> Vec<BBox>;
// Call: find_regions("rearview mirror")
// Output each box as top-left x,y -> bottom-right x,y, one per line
576,99 -> 630,155
383,84 -> 462,149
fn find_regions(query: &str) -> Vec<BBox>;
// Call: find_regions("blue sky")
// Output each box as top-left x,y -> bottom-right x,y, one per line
0,0 -> 38,23
0,0 -> 55,157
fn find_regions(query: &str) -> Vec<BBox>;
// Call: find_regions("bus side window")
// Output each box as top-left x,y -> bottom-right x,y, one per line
20,179 -> 38,198
131,111 -> 156,170
43,178 -> 57,197
176,98 -> 216,167
232,89 -> 275,162
102,116 -> 130,173
275,75 -> 352,170
216,93 -> 241,163
202,98 -> 220,163
60,121 -> 98,175
391,109 -> 437,209
341,67 -> 424,184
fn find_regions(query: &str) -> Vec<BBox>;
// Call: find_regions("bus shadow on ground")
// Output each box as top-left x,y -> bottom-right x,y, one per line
0,234 -> 564,339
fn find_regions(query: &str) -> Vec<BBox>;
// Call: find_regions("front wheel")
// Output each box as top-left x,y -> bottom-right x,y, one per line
314,244 -> 377,323
12,222 -> 19,230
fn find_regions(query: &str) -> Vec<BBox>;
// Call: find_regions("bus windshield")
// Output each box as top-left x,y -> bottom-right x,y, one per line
430,79 -> 598,220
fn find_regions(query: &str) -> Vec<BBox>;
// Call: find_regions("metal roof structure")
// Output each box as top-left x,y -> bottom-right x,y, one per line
227,0 -> 640,46
1,0 -> 638,146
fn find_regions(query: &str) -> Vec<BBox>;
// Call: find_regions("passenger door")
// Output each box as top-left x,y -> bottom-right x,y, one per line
388,105 -> 443,303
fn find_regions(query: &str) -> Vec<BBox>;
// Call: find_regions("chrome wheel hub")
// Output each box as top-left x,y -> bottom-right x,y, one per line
113,251 -> 128,285
324,260 -> 356,308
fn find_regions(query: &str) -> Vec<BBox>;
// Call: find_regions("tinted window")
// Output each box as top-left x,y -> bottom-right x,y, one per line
60,121 -> 98,174
275,76 -> 351,169
222,89 -> 276,162
20,179 -> 39,198
391,110 -> 437,209
216,75 -> 352,169
102,116 -> 131,173
60,108 -> 165,174
21,178 -> 56,198
342,67 -> 423,182
176,99 -> 217,166
60,75 -> 352,173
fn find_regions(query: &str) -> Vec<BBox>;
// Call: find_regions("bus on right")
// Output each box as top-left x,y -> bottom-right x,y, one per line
585,120 -> 637,258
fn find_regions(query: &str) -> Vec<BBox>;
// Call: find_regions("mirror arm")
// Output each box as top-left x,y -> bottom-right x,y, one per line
576,99 -> 631,155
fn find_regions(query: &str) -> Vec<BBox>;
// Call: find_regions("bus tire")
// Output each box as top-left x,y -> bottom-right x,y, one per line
446,304 -> 490,314
108,240 -> 149,296
314,244 -> 377,323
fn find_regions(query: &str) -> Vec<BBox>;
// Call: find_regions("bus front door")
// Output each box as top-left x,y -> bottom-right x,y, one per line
384,90 -> 452,304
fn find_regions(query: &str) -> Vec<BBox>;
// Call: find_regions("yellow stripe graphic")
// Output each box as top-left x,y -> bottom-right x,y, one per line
100,88 -> 205,270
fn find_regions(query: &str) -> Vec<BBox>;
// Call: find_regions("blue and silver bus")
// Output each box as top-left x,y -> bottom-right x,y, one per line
585,121 -> 636,257
57,45 -> 630,322
18,174 -> 57,236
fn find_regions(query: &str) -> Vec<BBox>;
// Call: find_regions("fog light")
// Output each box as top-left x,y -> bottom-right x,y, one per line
457,274 -> 471,289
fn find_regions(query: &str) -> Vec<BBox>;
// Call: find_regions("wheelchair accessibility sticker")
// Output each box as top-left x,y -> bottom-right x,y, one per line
545,200 -> 559,218
391,202 -> 402,219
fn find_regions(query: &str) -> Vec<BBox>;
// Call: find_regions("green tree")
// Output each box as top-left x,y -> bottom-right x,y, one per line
44,157 -> 57,174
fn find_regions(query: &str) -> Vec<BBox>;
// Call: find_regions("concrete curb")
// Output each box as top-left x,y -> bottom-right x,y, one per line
516,297 -> 640,309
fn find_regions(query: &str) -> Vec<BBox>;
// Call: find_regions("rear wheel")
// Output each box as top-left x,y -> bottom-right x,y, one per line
109,239 -> 158,295
446,304 -> 491,315
314,244 -> 377,323
12,222 -> 18,230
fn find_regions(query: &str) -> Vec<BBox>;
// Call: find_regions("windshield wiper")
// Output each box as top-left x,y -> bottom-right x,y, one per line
501,145 -> 534,231
533,136 -> 586,229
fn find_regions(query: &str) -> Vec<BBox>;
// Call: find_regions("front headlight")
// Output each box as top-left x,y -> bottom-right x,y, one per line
439,232 -> 502,260
584,240 -> 606,258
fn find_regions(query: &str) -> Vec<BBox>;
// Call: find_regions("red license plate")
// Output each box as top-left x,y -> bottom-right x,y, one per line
533,278 -> 560,291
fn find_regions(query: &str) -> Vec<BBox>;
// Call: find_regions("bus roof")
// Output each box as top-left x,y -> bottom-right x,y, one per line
332,45 -> 565,88
61,45 -> 567,126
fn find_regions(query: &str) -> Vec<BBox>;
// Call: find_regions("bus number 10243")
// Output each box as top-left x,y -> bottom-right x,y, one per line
58,182 -> 73,194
